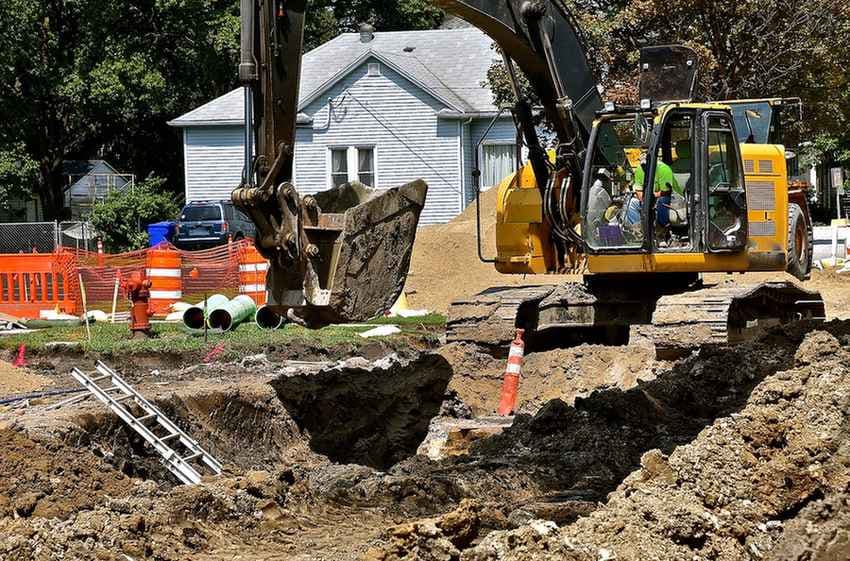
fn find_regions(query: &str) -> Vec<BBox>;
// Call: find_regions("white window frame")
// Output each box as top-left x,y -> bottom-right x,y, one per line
478,141 -> 517,191
326,145 -> 378,188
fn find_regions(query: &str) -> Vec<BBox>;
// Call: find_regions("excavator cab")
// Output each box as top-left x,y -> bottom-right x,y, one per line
582,104 -> 750,264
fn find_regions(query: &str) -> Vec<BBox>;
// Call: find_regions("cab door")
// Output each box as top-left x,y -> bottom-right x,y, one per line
702,112 -> 748,252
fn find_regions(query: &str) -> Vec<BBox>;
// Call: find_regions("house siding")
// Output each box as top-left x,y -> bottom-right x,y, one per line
184,127 -> 245,203
295,61 -> 462,225
180,64 -> 518,224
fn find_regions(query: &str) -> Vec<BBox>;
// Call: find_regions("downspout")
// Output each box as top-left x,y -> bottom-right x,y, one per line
459,117 -> 473,210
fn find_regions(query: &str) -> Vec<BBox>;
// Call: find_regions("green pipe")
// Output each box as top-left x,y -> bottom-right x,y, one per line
208,295 -> 257,332
182,294 -> 229,330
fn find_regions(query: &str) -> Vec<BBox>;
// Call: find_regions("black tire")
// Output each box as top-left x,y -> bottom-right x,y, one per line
787,203 -> 810,281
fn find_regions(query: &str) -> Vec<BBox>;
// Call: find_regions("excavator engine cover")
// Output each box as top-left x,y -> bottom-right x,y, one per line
238,180 -> 428,329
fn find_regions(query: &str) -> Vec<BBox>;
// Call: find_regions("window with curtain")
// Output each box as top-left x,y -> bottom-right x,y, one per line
482,144 -> 516,189
329,146 -> 376,187
358,148 -> 374,186
331,148 -> 348,187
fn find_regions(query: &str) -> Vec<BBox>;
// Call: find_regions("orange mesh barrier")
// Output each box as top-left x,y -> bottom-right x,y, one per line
0,252 -> 78,319
6,241 -> 266,318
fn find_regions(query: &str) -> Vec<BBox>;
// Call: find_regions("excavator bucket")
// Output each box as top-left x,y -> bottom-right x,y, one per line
255,180 -> 428,329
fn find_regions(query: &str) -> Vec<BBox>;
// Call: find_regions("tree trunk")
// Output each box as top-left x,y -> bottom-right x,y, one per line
37,162 -> 68,221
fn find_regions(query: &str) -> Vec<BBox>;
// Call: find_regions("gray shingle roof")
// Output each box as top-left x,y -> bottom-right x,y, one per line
170,27 -> 499,127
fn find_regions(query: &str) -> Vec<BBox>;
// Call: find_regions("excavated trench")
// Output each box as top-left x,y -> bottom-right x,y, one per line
64,352 -> 453,485
4,321 -> 850,560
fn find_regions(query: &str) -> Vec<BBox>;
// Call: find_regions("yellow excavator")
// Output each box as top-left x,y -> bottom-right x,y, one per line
233,0 -> 824,354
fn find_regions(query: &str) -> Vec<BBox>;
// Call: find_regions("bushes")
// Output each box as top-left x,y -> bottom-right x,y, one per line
89,177 -> 180,252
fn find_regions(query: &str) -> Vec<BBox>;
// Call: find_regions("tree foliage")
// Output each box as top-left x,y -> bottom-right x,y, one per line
486,0 -> 850,156
305,0 -> 444,51
89,177 -> 180,252
0,0 -> 240,219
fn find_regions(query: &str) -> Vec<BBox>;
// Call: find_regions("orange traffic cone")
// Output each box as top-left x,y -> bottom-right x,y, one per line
497,329 -> 525,416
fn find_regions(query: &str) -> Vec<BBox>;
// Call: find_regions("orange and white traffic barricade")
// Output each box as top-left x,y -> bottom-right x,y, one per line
238,245 -> 269,306
145,246 -> 182,315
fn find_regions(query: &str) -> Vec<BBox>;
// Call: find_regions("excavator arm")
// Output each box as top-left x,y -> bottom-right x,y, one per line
232,0 -> 602,327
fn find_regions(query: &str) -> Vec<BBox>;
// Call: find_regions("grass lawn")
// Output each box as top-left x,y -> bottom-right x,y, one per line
0,314 -> 446,358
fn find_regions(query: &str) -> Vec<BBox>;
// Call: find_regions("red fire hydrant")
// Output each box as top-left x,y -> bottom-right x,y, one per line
123,272 -> 152,339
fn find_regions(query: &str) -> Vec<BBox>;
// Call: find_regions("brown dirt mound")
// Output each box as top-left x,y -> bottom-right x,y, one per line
437,328 -> 850,560
407,188 -> 572,314
0,425 -> 134,520
0,361 -> 52,396
439,341 -> 659,416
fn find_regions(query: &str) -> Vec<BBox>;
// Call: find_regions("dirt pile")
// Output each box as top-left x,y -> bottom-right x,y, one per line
406,327 -> 850,560
0,361 -> 53,396
406,188 -> 571,314
0,424 -> 134,520
439,341 -> 661,416
365,500 -> 483,561
0,467 -> 296,561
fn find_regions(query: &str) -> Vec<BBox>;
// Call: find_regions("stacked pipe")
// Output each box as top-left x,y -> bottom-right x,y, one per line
182,295 -> 229,331
208,295 -> 257,332
255,305 -> 285,330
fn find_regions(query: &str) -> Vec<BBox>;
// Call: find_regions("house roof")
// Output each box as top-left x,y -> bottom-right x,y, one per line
169,27 -> 500,127
62,160 -> 120,177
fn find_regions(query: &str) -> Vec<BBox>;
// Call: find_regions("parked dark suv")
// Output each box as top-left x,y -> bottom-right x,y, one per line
173,201 -> 256,250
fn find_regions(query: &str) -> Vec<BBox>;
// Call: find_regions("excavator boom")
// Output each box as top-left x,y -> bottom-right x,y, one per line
232,0 -> 601,328
233,0 -> 428,328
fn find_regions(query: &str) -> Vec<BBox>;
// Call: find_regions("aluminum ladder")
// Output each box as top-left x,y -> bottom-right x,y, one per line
70,361 -> 223,485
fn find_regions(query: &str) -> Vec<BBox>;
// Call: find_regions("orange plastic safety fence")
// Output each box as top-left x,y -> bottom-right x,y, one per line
0,251 -> 79,319
0,241 -> 271,319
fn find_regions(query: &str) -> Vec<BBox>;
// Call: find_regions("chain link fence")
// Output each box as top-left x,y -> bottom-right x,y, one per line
0,222 -> 96,253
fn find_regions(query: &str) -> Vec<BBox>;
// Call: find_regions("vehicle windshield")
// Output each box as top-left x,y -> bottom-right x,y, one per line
181,205 -> 222,222
729,102 -> 773,144
585,115 -> 650,249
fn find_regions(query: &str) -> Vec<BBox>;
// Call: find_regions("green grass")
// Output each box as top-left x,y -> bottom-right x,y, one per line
0,314 -> 446,358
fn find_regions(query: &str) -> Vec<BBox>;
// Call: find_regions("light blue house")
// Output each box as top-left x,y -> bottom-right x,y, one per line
169,27 -> 519,225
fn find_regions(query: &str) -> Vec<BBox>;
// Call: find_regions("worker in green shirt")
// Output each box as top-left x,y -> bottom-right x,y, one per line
633,154 -> 682,196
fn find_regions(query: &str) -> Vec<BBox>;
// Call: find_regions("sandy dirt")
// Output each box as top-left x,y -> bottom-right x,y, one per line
406,188 -> 574,314
0,361 -> 53,396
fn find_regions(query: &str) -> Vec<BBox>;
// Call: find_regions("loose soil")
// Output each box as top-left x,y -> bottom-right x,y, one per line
0,361 -> 53,396
2,318 -> 850,560
406,188 -> 574,314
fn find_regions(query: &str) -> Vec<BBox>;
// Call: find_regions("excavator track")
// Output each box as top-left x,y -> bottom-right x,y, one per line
447,280 -> 826,358
649,282 -> 826,359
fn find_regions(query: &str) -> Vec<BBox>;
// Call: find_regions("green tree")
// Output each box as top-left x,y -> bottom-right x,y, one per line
485,0 -> 850,151
304,0 -> 444,51
0,143 -> 39,211
0,0 -> 240,220
89,177 -> 180,252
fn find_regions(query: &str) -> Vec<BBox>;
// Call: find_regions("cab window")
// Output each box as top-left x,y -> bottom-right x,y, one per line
585,117 -> 648,250
648,112 -> 694,250
705,115 -> 747,251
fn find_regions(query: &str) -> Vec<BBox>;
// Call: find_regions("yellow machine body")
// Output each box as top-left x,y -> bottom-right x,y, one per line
493,103 -> 793,276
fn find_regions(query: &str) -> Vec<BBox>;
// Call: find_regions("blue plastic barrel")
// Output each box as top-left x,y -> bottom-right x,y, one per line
147,221 -> 176,247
